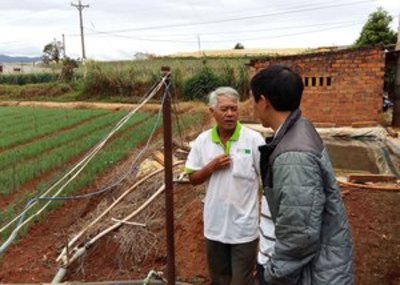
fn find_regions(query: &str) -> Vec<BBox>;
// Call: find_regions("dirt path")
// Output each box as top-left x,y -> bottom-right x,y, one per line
0,100 -> 207,114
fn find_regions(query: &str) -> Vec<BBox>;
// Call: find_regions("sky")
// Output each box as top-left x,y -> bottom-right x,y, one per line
0,0 -> 399,60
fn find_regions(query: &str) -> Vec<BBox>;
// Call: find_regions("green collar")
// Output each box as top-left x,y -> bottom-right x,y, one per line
211,122 -> 242,154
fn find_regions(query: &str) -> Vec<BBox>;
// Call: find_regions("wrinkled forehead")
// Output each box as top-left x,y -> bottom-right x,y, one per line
216,95 -> 239,107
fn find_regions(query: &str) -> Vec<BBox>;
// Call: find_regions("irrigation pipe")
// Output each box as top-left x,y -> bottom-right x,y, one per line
56,161 -> 183,263
52,183 -> 167,283
0,76 -> 168,234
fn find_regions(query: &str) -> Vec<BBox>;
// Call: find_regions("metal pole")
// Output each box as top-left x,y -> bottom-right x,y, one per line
161,66 -> 175,284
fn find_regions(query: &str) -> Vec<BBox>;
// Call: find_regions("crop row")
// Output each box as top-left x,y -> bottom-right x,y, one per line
0,108 -> 109,150
1,108 -> 74,130
0,112 -> 149,195
0,111 -> 150,172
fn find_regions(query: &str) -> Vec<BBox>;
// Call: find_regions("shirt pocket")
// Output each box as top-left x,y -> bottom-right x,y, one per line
232,152 -> 256,181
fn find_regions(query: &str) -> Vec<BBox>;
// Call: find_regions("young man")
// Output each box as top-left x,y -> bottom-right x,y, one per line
251,65 -> 354,285
185,87 -> 264,285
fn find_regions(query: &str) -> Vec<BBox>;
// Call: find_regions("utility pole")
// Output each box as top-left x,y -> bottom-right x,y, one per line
71,0 -> 89,61
392,12 -> 400,126
197,35 -> 201,57
62,34 -> 66,58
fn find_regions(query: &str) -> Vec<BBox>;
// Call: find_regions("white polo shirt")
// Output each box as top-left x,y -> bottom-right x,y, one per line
185,123 -> 265,244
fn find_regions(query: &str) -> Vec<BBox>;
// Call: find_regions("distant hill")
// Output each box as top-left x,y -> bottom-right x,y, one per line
0,54 -> 41,63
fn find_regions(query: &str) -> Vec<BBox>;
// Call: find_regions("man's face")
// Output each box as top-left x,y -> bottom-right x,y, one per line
211,95 -> 239,132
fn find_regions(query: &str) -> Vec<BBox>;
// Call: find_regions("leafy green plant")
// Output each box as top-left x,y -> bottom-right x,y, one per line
183,67 -> 221,101
60,57 -> 79,82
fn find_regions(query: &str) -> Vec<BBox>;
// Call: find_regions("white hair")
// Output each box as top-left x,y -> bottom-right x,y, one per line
208,86 -> 240,108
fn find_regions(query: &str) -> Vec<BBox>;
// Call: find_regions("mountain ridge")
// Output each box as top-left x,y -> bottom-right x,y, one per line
0,54 -> 41,63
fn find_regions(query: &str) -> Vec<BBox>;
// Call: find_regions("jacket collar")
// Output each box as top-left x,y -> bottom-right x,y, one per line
259,109 -> 302,155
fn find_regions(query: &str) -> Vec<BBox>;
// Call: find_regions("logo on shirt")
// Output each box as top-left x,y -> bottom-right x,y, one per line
237,148 -> 251,155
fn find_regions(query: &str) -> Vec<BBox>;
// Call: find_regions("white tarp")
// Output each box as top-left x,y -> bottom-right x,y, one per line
243,124 -> 388,140
243,124 -> 400,178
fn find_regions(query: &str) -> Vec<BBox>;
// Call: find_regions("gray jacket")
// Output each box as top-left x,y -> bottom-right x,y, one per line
259,110 -> 353,285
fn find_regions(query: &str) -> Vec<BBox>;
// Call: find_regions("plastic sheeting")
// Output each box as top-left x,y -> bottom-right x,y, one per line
243,124 -> 400,178
243,124 -> 388,140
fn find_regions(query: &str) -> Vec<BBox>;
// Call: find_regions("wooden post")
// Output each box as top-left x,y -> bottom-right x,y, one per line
161,66 -> 175,284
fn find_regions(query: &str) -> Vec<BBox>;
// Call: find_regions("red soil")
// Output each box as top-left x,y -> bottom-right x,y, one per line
1,183 -> 399,284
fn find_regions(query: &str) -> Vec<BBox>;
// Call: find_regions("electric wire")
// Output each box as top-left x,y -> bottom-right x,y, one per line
55,77 -> 171,263
78,0 -> 376,34
0,75 -> 170,256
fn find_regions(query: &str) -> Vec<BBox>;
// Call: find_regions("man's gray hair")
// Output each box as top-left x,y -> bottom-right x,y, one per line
208,86 -> 240,108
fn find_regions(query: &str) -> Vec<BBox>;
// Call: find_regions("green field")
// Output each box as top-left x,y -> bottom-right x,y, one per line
0,105 -> 201,240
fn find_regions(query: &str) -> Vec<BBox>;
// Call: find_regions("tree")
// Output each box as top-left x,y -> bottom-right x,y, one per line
234,42 -> 245,49
42,39 -> 63,64
354,8 -> 397,47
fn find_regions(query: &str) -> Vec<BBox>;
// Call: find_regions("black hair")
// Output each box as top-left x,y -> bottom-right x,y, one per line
250,64 -> 304,111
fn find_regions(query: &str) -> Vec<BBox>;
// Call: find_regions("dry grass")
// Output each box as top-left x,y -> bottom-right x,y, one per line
172,48 -> 308,58
112,173 -> 166,264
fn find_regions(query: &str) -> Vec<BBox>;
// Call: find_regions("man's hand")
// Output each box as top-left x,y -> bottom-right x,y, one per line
188,154 -> 231,185
207,154 -> 231,172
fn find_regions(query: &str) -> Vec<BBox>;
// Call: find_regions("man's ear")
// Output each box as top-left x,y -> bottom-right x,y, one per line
260,95 -> 272,109
209,107 -> 214,114
259,95 -> 269,108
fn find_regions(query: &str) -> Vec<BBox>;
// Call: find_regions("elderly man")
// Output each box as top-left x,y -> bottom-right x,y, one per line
185,86 -> 264,285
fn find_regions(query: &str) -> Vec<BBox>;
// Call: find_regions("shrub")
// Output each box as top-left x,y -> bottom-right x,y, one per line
219,63 -> 236,87
60,57 -> 79,82
182,67 -> 221,101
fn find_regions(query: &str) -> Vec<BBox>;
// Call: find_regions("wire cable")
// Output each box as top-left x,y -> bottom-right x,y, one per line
0,75 -> 168,237
0,78 -> 171,256
79,0 -> 376,35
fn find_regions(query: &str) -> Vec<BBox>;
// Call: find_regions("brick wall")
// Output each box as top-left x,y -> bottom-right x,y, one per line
248,46 -> 385,126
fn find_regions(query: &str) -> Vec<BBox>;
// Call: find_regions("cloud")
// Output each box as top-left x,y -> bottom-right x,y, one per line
0,0 -> 399,60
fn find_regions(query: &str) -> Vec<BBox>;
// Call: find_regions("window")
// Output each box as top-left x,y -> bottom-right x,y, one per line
303,76 -> 333,87
311,77 -> 316,87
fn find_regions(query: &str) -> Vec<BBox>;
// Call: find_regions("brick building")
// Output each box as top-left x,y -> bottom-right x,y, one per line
247,46 -> 385,126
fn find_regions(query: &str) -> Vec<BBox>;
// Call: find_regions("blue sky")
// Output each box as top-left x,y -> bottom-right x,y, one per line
0,0 -> 399,60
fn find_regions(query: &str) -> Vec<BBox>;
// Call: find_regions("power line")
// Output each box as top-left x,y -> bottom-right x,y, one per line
81,20 -> 365,44
208,21 -> 364,43
86,19 -> 364,40
79,0 -> 376,35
